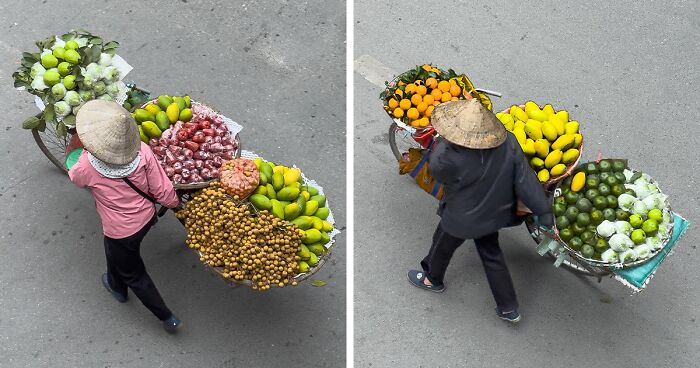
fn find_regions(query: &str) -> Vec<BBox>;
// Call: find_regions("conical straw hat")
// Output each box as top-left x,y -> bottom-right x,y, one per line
75,100 -> 140,165
431,99 -> 506,149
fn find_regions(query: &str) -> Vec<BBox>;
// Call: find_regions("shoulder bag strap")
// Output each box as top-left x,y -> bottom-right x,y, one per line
121,177 -> 156,203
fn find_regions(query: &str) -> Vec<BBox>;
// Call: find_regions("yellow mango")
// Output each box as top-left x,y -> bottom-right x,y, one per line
283,168 -> 302,186
564,120 -> 579,134
542,104 -> 555,118
562,148 -> 580,164
510,105 -> 529,122
573,133 -> 583,148
541,121 -> 558,141
555,110 -> 569,124
537,169 -> 550,183
551,134 -> 575,151
522,139 -> 536,156
524,121 -> 543,140
549,115 -> 565,136
571,172 -> 586,192
498,113 -> 514,126
166,103 -> 179,123
534,139 -> 550,159
550,163 -> 567,177
526,119 -> 542,130
513,120 -> 525,131
544,150 -> 563,169
530,157 -> 545,170
513,129 -> 527,146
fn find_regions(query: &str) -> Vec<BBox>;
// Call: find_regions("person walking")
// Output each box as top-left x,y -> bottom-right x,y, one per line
406,98 -> 553,323
68,100 -> 182,332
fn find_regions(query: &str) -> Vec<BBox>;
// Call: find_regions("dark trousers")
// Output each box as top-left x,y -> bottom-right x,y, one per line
103,217 -> 172,321
421,223 -> 518,310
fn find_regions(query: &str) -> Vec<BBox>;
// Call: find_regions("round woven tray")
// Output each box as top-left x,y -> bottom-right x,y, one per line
175,181 -> 337,289
499,104 -> 583,187
549,166 -> 673,269
140,99 -> 242,190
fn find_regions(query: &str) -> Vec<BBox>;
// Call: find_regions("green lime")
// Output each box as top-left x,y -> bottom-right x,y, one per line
587,224 -> 598,233
565,191 -> 580,205
588,173 -> 600,182
629,214 -> 643,228
604,175 -> 618,187
642,219 -> 658,235
576,213 -> 591,227
565,207 -> 580,222
631,229 -> 646,244
625,189 -> 636,196
616,209 -> 630,221
594,238 -> 609,252
606,195 -> 618,208
593,196 -> 608,210
554,196 -> 566,206
576,198 -> 593,213
612,160 -> 626,172
614,172 -> 626,183
580,231 -> 595,245
598,184 -> 611,196
571,222 -> 586,235
599,172 -> 611,183
590,209 -> 604,225
648,209 -> 663,222
569,237 -> 583,250
611,184 -> 625,197
602,208 -> 616,222
585,188 -> 601,202
553,203 -> 567,217
556,216 -> 570,230
585,177 -> 600,190
593,252 -> 603,261
584,163 -> 599,174
560,228 -> 574,242
581,244 -> 595,258
599,160 -> 612,172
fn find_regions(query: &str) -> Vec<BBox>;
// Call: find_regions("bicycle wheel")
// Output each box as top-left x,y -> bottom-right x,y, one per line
32,124 -> 69,175
388,122 -> 423,162
524,217 -> 595,277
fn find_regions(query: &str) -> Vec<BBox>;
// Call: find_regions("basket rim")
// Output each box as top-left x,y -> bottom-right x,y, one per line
549,163 -> 674,269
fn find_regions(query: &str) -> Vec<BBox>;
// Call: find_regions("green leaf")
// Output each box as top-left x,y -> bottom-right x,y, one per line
310,280 -> 326,287
56,121 -> 67,138
37,119 -> 47,132
89,37 -> 102,45
62,114 -> 76,127
21,116 -> 41,129
22,52 -> 35,60
21,58 -> 34,68
43,105 -> 55,124
87,45 -> 101,63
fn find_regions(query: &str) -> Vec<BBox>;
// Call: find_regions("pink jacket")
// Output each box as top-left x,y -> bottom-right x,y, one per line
69,142 -> 179,239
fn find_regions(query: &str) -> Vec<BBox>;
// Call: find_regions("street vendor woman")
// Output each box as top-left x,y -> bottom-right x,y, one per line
406,98 -> 553,323
68,100 -> 182,333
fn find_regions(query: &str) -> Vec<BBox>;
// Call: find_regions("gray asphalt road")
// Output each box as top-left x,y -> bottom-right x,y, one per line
1,1 -> 345,367
355,1 -> 699,367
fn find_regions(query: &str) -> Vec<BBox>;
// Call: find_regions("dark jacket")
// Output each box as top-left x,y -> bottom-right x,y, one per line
428,133 -> 551,239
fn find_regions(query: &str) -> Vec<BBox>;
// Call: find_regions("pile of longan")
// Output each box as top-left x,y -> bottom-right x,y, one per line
176,182 -> 302,290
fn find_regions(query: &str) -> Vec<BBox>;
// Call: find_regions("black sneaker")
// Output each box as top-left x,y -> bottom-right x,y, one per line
101,273 -> 127,303
163,315 -> 182,333
406,270 -> 445,293
496,307 -> 521,323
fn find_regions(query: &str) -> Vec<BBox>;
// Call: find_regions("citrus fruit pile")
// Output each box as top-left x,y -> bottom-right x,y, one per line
553,159 -> 673,265
497,102 -> 583,183
381,64 -> 488,128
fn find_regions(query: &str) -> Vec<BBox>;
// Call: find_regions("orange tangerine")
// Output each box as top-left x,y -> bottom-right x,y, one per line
410,119 -> 420,128
425,105 -> 435,117
430,88 -> 442,101
416,85 -> 428,96
432,100 -> 441,106
394,89 -> 404,98
399,99 -> 411,110
416,102 -> 428,113
418,117 -> 430,127
398,81 -> 405,86
405,84 -> 416,94
425,77 -> 438,89
406,108 -> 419,120
451,96 -> 459,101
410,94 -> 422,106
388,98 -> 399,109
449,84 -> 461,97
393,108 -> 404,118
438,80 -> 451,92
441,92 -> 453,102
422,94 -> 434,105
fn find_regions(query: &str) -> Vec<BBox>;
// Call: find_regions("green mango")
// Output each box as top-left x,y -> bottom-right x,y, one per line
141,121 -> 162,138
157,95 -> 173,111
272,173 -> 284,191
320,231 -> 330,244
259,163 -> 273,179
310,195 -> 326,207
266,184 -> 277,200
304,200 -> 319,216
183,95 -> 191,108
173,96 -> 187,111
138,126 -> 148,143
308,252 -> 318,267
249,194 -> 271,210
295,195 -> 306,213
259,172 -> 268,186
307,243 -> 326,256
303,229 -> 322,244
296,244 -> 311,260
133,109 -> 155,123
314,207 -> 329,220
284,203 -> 300,220
277,187 -> 300,201
155,111 -> 169,131
270,199 -> 284,219
291,216 -> 313,230
298,261 -> 310,273
307,186 -> 319,196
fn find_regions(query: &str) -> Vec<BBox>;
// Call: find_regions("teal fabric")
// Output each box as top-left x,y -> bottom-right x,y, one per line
65,148 -> 83,170
613,213 -> 690,290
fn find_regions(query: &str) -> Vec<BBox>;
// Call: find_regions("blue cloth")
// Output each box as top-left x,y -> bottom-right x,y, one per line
613,213 -> 690,290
